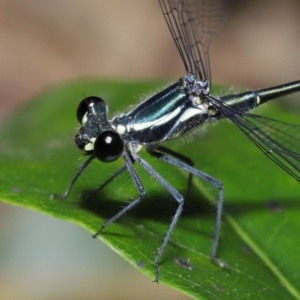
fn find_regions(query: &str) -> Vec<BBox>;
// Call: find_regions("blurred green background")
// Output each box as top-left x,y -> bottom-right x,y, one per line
1,0 -> 300,299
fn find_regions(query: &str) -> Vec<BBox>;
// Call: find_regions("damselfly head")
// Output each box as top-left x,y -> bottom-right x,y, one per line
75,96 -> 124,162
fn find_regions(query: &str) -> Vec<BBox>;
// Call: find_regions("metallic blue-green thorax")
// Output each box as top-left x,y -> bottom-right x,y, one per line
112,79 -> 210,144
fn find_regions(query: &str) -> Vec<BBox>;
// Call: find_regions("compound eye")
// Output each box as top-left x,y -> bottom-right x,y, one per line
76,96 -> 104,124
94,130 -> 124,162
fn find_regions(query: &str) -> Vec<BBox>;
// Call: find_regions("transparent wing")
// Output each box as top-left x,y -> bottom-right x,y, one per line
213,98 -> 300,181
159,0 -> 233,85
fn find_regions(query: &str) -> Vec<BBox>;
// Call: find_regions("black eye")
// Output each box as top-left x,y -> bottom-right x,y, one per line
76,96 -> 104,124
94,130 -> 124,162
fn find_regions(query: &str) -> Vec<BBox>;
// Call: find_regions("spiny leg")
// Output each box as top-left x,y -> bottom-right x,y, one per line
92,151 -> 145,238
89,152 -> 135,199
86,164 -> 127,200
156,146 -> 194,201
131,152 -> 184,283
148,149 -> 223,261
51,155 -> 95,200
95,150 -> 184,282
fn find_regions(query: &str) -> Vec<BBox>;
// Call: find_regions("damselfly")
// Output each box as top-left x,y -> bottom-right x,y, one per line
52,0 -> 300,282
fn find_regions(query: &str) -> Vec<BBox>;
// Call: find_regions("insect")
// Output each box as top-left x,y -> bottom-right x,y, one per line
52,0 -> 300,282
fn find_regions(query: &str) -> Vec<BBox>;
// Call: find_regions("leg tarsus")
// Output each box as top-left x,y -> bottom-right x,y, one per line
212,257 -> 231,271
51,155 -> 95,200
153,263 -> 160,283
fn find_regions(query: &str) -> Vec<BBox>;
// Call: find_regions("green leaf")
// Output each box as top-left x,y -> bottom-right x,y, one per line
1,80 -> 300,299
